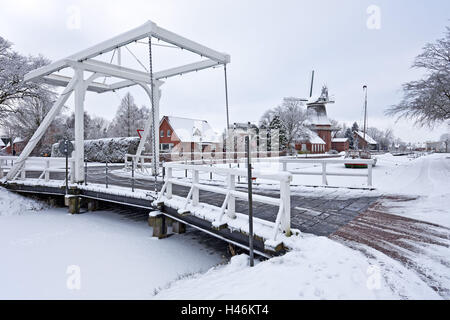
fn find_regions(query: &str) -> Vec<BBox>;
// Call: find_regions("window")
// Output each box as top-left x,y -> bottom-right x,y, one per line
160,143 -> 174,151
167,129 -> 171,137
160,130 -> 164,138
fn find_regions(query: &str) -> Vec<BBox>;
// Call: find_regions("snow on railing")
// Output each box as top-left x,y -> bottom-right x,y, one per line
280,158 -> 375,187
155,162 -> 293,247
0,156 -> 74,182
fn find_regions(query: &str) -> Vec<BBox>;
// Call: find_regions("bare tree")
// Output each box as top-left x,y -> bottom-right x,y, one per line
4,90 -> 65,155
260,99 -> 309,151
108,92 -> 149,138
386,27 -> 450,127
367,127 -> 395,151
87,116 -> 110,139
0,36 -> 50,124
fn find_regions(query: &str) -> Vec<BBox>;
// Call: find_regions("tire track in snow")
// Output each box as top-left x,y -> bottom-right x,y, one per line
330,197 -> 450,298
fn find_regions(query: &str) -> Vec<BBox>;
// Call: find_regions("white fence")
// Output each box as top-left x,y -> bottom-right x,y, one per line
124,151 -> 283,171
280,158 -> 375,187
156,162 -> 293,242
0,156 -> 73,182
124,154 -> 153,172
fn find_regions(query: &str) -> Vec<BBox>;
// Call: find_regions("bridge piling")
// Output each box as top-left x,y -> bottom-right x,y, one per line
149,211 -> 168,239
87,199 -> 99,212
67,196 -> 81,214
172,221 -> 186,234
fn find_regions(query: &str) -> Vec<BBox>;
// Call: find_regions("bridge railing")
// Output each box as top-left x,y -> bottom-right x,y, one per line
280,158 -> 375,187
156,162 -> 293,242
124,153 -> 153,172
124,151 -> 283,172
0,156 -> 74,182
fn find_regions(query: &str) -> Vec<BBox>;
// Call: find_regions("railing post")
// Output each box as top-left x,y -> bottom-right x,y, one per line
0,159 -> 4,179
322,162 -> 328,186
227,173 -> 236,218
162,160 -> 166,180
131,157 -> 135,192
84,160 -> 87,186
192,169 -> 199,206
246,135 -> 254,267
237,163 -> 240,183
282,160 -> 287,172
45,159 -> 50,182
210,158 -> 213,180
280,177 -> 291,237
368,162 -> 373,187
105,160 -> 109,189
166,167 -> 172,199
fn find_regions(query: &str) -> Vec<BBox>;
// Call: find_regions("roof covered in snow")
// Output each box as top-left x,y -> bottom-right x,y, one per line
297,129 -> 326,145
306,109 -> 331,126
165,116 -> 220,143
13,137 -> 24,144
355,131 -> 377,145
297,129 -> 326,144
0,139 -> 5,147
332,138 -> 349,143
309,133 -> 326,145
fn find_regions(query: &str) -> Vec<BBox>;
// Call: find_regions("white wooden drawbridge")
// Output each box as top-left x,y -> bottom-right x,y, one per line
6,20 -> 230,183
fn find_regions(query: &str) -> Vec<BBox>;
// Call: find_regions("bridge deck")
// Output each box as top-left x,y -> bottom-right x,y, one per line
1,165 -> 380,255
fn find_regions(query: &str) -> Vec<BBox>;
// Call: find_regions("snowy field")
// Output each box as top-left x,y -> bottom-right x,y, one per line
0,153 -> 449,299
0,190 -> 224,299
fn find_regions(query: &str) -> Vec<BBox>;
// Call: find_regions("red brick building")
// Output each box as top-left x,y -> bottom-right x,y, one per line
331,138 -> 349,152
353,131 -> 377,151
159,116 -> 221,153
3,138 -> 26,155
295,134 -> 327,154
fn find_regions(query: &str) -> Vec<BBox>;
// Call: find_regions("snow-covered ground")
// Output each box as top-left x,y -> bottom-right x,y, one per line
155,153 -> 450,299
0,153 -> 448,299
375,153 -> 450,227
0,189 -> 224,299
156,237 -> 439,300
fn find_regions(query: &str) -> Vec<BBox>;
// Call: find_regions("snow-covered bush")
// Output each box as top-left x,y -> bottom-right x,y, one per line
51,137 -> 140,163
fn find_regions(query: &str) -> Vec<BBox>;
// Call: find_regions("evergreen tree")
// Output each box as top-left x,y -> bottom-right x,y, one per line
269,115 -> 287,150
351,122 -> 359,133
344,128 -> 354,149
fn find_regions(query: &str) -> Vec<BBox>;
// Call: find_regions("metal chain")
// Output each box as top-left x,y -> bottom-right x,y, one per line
148,37 -> 158,195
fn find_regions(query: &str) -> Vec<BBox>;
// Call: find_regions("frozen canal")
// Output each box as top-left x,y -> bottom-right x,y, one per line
0,193 -> 227,299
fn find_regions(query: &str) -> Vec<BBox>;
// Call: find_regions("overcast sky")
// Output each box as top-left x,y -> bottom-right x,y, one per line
1,0 -> 449,143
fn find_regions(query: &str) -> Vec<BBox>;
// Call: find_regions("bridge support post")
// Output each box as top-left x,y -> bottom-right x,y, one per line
67,196 -> 81,214
87,199 -> 99,212
74,69 -> 86,184
172,221 -> 186,234
148,211 -> 168,239
153,215 -> 168,239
